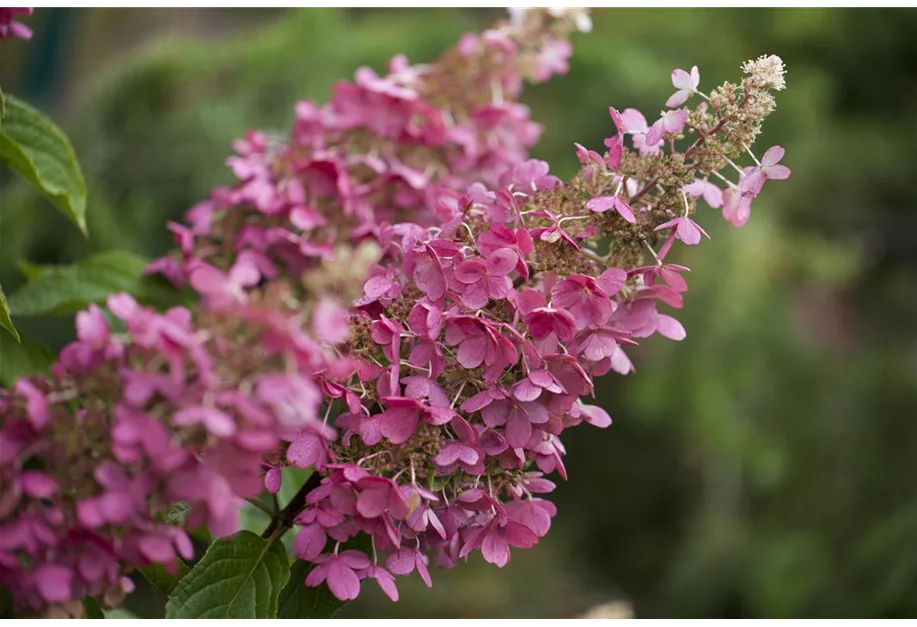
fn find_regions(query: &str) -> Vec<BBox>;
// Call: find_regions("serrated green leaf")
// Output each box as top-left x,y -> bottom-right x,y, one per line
82,596 -> 105,619
0,284 -> 19,342
0,330 -> 53,387
7,250 -> 178,316
164,531 -> 290,619
138,559 -> 191,597
277,560 -> 345,619
16,260 -> 43,281
0,95 -> 87,234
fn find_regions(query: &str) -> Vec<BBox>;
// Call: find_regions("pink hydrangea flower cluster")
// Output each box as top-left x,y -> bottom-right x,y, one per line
0,7 -> 33,41
0,282 -> 356,612
0,8 -> 790,613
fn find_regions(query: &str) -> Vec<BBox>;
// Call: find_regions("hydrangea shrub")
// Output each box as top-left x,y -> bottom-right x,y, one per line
0,8 -> 790,618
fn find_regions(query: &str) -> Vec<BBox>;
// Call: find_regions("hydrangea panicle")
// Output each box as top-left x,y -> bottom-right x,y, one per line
0,8 -> 791,614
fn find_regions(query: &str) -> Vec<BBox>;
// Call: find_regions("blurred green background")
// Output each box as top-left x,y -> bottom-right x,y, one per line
2,7 -> 917,619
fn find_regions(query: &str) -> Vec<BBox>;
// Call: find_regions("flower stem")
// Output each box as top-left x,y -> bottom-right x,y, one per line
261,470 -> 323,539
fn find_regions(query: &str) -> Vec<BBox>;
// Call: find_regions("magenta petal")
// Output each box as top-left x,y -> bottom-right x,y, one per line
481,532 -> 510,567
434,444 -> 462,466
598,268 -> 627,295
454,259 -> 487,284
505,415 -> 533,449
356,486 -> 390,518
374,570 -> 400,602
139,536 -> 174,563
676,219 -> 702,245
339,550 -> 372,570
286,432 -> 324,468
504,520 -> 539,548
305,562 -> 330,588
294,524 -> 327,561
36,564 -> 71,603
386,549 -> 416,575
381,407 -> 419,444
456,337 -> 487,369
21,472 -> 57,499
326,559 -> 361,601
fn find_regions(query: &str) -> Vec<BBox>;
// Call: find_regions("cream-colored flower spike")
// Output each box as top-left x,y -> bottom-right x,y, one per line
743,54 -> 787,91
508,0 -> 592,33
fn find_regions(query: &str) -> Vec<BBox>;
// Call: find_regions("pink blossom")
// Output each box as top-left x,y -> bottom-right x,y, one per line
683,179 -> 723,209
722,187 -> 752,227
460,516 -> 539,567
604,107 -> 626,169
533,39 -> 573,82
306,551 -> 371,601
666,66 -> 700,107
362,565 -> 399,602
0,8 -> 33,41
654,215 -> 710,246
550,274 -> 615,330
645,109 -> 688,146
586,195 -> 637,223
740,145 -> 791,197
454,248 -> 517,308
313,298 -> 351,345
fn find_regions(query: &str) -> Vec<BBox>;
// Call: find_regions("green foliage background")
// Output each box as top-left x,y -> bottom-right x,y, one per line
2,7 -> 917,618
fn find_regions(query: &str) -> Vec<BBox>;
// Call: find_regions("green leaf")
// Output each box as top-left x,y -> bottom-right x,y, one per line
7,250 -> 178,316
277,560 -> 345,619
103,608 -> 138,619
139,559 -> 191,597
0,86 -> 6,123
82,597 -> 105,619
0,95 -> 88,234
16,260 -> 43,281
0,330 -> 53,387
0,587 -> 12,619
0,284 -> 19,342
164,531 -> 290,619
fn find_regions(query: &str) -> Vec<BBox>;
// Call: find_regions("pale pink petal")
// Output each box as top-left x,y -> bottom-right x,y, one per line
671,68 -> 694,91
767,164 -> 791,180
613,198 -> 637,223
761,145 -> 785,167
620,108 -> 648,133
586,196 -> 617,213
579,403 -> 612,428
656,314 -> 686,341
666,89 -> 691,108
